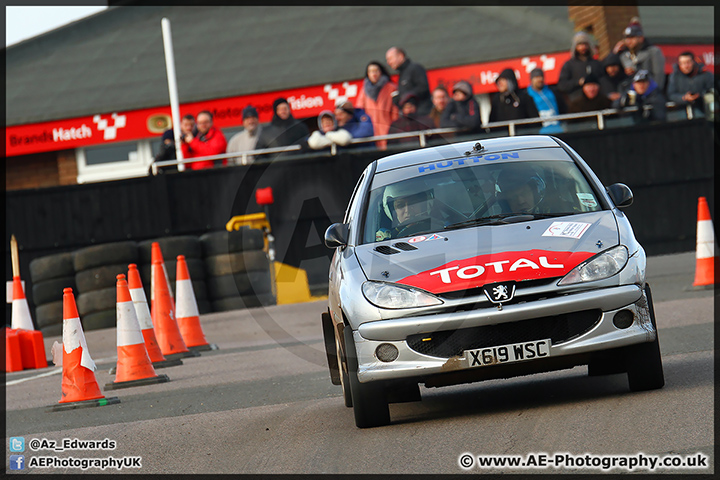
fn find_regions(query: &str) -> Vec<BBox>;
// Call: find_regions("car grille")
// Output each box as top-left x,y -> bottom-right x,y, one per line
438,277 -> 559,300
406,309 -> 601,358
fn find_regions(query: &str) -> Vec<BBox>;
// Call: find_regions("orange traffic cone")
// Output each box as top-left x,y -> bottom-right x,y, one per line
128,264 -> 183,369
176,255 -> 216,351
10,276 -> 48,370
5,327 -> 23,372
150,242 -> 175,303
105,275 -> 170,390
693,196 -> 717,287
152,251 -> 197,359
48,288 -> 120,411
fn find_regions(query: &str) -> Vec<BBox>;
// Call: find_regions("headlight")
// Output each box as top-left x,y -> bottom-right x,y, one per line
362,281 -> 443,309
558,245 -> 629,286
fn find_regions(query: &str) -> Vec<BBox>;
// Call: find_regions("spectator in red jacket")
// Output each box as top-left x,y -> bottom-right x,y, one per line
181,110 -> 228,170
355,61 -> 398,150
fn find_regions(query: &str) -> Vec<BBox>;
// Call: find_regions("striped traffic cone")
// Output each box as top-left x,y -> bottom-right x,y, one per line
692,196 -> 716,287
10,275 -> 35,331
150,242 -> 175,303
128,264 -> 183,369
49,288 -> 120,411
176,255 -> 216,351
10,276 -> 48,370
105,274 -> 170,390
152,251 -> 197,359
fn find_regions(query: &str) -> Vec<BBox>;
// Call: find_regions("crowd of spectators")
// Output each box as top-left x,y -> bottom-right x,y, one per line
154,18 -> 715,169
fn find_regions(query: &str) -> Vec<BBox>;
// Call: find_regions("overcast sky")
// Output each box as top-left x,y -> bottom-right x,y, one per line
6,5 -> 108,47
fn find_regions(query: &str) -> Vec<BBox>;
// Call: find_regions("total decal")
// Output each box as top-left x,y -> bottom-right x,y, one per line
397,249 -> 595,294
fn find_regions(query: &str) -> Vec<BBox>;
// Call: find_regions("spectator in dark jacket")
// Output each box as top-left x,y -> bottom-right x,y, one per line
617,23 -> 666,91
614,70 -> 667,123
256,97 -> 310,150
440,81 -> 481,133
154,114 -> 196,162
667,51 -> 715,115
557,31 -> 604,103
386,47 -> 433,116
568,74 -> 612,114
489,68 -> 539,123
599,53 -> 630,103
181,110 -> 227,170
334,101 -> 374,144
388,94 -> 434,145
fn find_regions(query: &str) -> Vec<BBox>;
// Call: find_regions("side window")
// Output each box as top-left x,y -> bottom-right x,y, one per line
343,173 -> 366,225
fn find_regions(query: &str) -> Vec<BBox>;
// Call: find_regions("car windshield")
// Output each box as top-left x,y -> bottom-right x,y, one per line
362,160 -> 603,243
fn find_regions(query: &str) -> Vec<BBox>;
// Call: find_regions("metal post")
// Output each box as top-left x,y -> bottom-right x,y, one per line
242,153 -> 248,166
419,132 -> 426,148
331,143 -> 337,156
508,123 -> 515,136
686,104 -> 694,120
597,113 -> 605,130
161,18 -> 185,172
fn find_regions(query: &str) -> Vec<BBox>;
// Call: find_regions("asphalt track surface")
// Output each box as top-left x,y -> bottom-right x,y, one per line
4,252 -> 715,475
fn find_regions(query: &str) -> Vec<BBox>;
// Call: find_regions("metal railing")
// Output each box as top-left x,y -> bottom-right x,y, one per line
149,102 -> 697,174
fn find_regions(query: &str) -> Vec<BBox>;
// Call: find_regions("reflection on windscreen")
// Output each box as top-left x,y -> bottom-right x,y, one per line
362,160 -> 602,243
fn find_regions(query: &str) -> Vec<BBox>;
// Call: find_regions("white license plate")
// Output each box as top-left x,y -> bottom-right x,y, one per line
464,339 -> 551,368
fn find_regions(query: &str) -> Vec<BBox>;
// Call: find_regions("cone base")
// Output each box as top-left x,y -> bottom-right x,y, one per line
104,374 -> 170,390
153,358 -> 184,369
686,283 -> 715,291
188,343 -> 219,352
47,396 -> 120,412
164,350 -> 201,360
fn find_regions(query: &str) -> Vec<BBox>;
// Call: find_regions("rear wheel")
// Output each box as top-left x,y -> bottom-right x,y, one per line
625,284 -> 664,391
344,327 -> 390,428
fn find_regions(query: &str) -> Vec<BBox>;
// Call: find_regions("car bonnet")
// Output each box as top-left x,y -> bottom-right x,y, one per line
354,211 -> 618,295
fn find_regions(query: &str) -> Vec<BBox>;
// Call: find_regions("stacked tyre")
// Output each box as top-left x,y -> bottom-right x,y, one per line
201,228 -> 276,312
74,241 -> 139,331
137,236 -> 211,314
29,252 -> 76,337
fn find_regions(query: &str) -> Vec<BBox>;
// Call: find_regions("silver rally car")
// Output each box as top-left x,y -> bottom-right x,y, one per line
322,135 -> 664,428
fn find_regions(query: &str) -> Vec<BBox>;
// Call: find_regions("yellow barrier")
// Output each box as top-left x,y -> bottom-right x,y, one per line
226,213 -> 326,305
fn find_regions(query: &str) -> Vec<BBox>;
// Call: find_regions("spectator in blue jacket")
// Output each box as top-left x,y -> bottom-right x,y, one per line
526,68 -> 565,134
614,70 -> 667,123
334,101 -> 374,143
440,80 -> 481,133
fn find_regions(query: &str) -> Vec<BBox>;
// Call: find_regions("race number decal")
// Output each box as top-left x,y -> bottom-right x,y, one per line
541,222 -> 591,239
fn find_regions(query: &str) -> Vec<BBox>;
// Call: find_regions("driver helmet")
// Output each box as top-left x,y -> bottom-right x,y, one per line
382,178 -> 434,226
495,164 -> 546,213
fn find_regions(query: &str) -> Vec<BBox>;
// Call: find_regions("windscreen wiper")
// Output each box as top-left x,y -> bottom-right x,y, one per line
443,212 -> 576,230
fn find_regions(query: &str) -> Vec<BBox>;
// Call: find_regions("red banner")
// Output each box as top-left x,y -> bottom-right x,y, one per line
5,44 -> 713,157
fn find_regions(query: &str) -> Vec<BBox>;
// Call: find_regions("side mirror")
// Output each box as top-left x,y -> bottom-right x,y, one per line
324,223 -> 349,248
606,183 -> 633,208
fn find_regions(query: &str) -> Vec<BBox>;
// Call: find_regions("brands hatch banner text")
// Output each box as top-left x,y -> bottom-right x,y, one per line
5,44 -> 714,157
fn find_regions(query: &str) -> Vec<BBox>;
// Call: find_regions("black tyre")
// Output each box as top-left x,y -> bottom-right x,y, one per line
73,241 -> 138,272
40,323 -> 64,338
206,270 -> 272,299
139,258 -> 206,283
197,299 -> 212,315
77,287 -> 116,317
82,309 -> 117,331
29,252 -> 75,283
138,236 -> 202,264
210,293 -> 276,312
344,327 -> 390,428
200,228 -> 265,256
35,301 -> 64,329
75,264 -> 129,293
32,276 -> 76,306
624,285 -> 664,391
321,312 -> 341,386
205,251 -> 269,276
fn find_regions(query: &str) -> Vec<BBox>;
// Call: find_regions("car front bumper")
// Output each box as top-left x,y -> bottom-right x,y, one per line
353,284 -> 655,383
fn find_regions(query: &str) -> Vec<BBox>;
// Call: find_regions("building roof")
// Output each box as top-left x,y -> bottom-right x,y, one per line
6,5 -> 714,127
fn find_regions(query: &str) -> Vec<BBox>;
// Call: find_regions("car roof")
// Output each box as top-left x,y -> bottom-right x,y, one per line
374,135 -> 563,173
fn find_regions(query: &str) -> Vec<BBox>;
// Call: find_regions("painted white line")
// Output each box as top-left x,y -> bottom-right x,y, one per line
5,355 -> 117,386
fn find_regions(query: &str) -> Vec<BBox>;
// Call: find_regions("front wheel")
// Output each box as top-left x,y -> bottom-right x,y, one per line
343,327 -> 390,428
335,328 -> 352,408
624,284 -> 665,391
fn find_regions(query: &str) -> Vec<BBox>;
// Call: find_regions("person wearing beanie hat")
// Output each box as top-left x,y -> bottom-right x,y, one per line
557,31 -> 604,103
526,68 -> 566,134
616,19 -> 666,90
226,104 -> 263,165
387,93 -> 435,145
439,80 -> 481,133
614,69 -> 667,123
355,60 -> 399,150
599,52 -> 630,102
332,100 -> 374,144
567,72 -> 611,114
255,97 -> 310,153
489,69 -> 539,123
